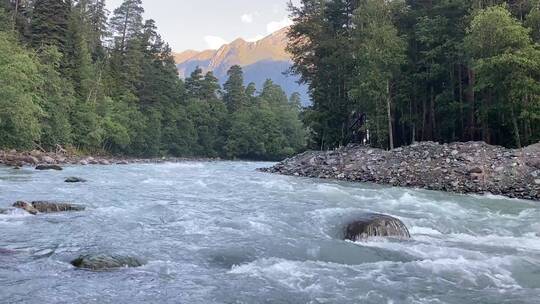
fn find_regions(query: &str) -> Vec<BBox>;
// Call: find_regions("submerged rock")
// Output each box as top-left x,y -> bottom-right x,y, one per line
0,248 -> 17,255
344,213 -> 411,241
13,201 -> 85,214
65,177 -> 87,183
71,254 -> 144,271
35,165 -> 63,171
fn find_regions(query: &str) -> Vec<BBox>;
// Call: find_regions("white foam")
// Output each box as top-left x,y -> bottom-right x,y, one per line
230,258 -> 322,292
256,179 -> 294,192
409,226 -> 443,236
142,178 -> 175,186
447,233 -> 540,252
315,184 -> 350,195
160,162 -> 205,169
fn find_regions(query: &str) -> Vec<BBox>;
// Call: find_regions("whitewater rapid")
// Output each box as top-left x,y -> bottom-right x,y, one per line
0,162 -> 539,303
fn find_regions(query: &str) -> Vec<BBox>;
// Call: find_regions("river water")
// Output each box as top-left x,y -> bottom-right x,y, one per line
0,162 -> 539,303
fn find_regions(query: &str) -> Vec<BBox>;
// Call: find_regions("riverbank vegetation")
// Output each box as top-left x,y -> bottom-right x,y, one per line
0,0 -> 306,160
289,0 -> 540,150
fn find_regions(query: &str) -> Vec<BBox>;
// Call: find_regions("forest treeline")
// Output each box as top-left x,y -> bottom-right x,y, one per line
289,0 -> 540,150
0,0 -> 306,160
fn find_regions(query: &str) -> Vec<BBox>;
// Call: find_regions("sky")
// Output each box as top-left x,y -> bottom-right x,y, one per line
105,0 -> 300,52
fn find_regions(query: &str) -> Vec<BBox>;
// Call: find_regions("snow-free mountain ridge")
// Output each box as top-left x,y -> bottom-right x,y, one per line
174,27 -> 309,104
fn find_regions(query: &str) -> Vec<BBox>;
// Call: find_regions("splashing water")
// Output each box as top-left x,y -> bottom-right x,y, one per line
0,162 -> 539,303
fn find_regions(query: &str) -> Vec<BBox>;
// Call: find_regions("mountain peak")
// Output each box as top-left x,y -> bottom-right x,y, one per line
174,26 -> 308,104
173,26 -> 291,66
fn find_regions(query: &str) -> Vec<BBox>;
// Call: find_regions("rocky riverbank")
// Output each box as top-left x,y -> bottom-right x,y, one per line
0,149 -> 218,168
260,141 -> 540,201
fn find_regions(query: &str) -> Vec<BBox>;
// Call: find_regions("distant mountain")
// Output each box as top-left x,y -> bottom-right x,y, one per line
174,27 -> 309,105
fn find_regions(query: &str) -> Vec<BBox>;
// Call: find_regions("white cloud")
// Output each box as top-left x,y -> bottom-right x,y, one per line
204,35 -> 228,49
241,13 -> 254,24
266,17 -> 293,34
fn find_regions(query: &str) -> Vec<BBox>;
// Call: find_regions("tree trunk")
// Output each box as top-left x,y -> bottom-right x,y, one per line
466,67 -> 475,140
12,0 -> 19,31
430,85 -> 436,141
510,106 -> 522,148
387,80 -> 394,150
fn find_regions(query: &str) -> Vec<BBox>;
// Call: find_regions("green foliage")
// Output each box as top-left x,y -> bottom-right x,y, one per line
223,65 -> 247,113
289,0 -> 540,149
465,5 -> 540,147
0,0 -> 307,159
226,79 -> 306,160
31,0 -> 71,52
0,31 -> 42,149
351,0 -> 406,149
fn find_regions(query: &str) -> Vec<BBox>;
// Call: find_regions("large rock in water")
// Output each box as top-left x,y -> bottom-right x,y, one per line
71,254 -> 144,271
13,201 -> 85,214
344,213 -> 411,241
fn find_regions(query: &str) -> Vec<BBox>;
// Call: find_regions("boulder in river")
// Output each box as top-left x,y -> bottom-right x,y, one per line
35,164 -> 63,171
344,213 -> 411,241
71,254 -> 144,271
65,177 -> 87,183
13,201 -> 85,214
12,201 -> 39,215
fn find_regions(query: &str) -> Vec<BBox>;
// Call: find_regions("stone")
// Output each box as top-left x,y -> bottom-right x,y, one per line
99,159 -> 111,165
13,201 -> 85,214
12,201 -> 39,215
30,150 -> 42,157
469,167 -> 483,174
30,201 -> 85,213
344,213 -> 411,241
65,177 -> 87,183
41,156 -> 55,164
23,156 -> 39,165
535,179 -> 540,185
35,165 -> 63,171
71,254 -> 144,271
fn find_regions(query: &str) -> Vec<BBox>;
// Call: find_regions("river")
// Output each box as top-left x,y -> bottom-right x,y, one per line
1,162 -> 539,303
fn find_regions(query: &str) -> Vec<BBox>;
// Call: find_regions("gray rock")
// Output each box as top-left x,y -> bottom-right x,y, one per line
65,177 -> 87,183
12,201 -> 39,215
35,164 -> 63,171
13,201 -> 85,214
344,213 -> 411,241
71,254 -> 144,271
41,156 -> 55,164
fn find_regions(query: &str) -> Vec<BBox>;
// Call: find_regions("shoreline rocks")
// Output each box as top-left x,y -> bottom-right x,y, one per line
35,164 -> 63,171
261,141 -> 540,201
0,149 -> 219,168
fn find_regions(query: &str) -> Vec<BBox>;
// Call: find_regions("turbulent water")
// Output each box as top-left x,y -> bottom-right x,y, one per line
1,162 -> 539,304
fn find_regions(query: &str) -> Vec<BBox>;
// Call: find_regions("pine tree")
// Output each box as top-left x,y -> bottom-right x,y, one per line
109,0 -> 143,53
223,65 -> 247,112
31,0 -> 71,53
